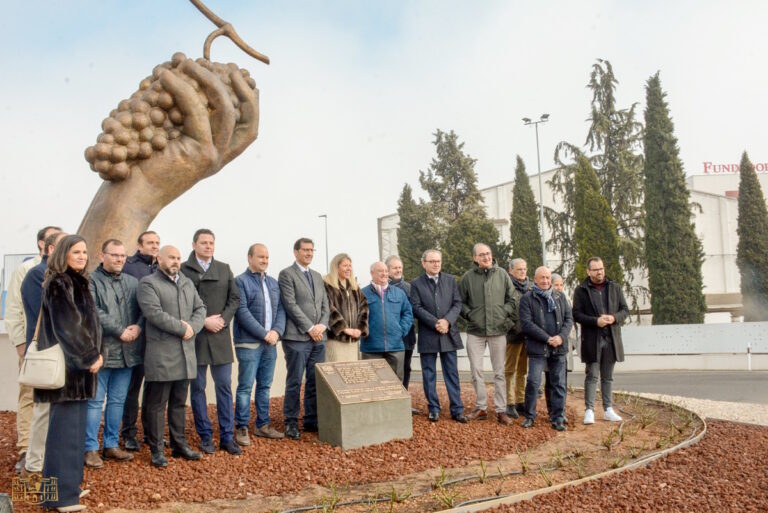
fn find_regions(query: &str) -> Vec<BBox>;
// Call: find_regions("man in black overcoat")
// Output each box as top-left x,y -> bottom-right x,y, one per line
410,249 -> 467,423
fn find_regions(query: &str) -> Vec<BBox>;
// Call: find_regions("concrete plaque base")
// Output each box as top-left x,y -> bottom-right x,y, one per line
316,359 -> 413,449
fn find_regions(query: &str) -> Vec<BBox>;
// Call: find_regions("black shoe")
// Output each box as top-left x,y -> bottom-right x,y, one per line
411,407 -> 420,415
124,437 -> 141,451
220,440 -> 242,455
522,418 -> 534,429
552,420 -> 567,432
303,423 -> 318,433
150,452 -> 168,468
171,445 -> 202,460
428,411 -> 439,422
145,436 -> 169,447
451,413 -> 468,424
515,403 -> 525,414
199,439 -> 215,454
285,424 -> 300,440
505,405 -> 519,419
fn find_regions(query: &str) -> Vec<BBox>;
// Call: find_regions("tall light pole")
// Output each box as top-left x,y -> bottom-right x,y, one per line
522,113 -> 549,266
318,214 -> 329,273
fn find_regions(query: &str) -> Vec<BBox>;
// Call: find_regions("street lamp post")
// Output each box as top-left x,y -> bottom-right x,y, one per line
318,214 -> 329,273
522,114 -> 549,267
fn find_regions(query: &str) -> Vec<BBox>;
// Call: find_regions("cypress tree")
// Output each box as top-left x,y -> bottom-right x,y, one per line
510,155 -> 543,270
573,155 -> 623,283
418,129 -> 505,276
643,73 -> 706,324
736,152 -> 768,321
396,183 -> 436,280
548,59 -> 644,302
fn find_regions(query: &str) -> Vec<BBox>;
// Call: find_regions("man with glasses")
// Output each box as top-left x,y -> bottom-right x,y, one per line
85,239 -> 142,467
278,238 -> 329,440
572,257 -> 629,425
410,249 -> 467,423
459,244 -> 517,425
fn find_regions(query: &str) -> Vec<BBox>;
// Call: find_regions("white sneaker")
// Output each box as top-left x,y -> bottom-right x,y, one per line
583,409 -> 595,425
604,407 -> 622,422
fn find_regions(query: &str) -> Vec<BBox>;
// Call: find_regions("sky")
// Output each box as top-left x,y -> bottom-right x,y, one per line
1,0 -> 767,279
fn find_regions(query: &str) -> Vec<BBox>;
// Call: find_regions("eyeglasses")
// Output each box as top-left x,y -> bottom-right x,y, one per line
424,260 -> 441,264
476,252 -> 492,258
105,253 -> 127,259
588,267 -> 604,272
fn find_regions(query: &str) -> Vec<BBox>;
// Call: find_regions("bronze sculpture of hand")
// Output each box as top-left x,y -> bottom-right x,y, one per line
78,53 -> 259,263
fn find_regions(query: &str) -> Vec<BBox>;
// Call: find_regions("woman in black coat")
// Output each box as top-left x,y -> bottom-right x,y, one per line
35,235 -> 103,512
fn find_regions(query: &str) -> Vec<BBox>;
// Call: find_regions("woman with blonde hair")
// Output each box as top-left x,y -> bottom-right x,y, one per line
323,253 -> 369,362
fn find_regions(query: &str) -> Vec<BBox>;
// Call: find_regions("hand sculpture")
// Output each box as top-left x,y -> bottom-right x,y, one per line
78,52 -> 259,267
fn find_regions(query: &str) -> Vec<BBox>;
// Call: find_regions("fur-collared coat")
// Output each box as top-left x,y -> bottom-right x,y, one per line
34,269 -> 103,403
324,281 -> 369,342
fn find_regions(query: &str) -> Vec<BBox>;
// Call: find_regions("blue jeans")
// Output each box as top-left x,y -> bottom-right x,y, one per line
190,363 -> 234,444
85,367 -> 133,451
282,340 -> 325,426
420,351 -> 464,417
235,344 -> 277,429
524,354 -> 566,422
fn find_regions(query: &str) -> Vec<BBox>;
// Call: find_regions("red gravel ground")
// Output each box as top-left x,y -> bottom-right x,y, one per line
1,386 -> 557,511
486,420 -> 768,513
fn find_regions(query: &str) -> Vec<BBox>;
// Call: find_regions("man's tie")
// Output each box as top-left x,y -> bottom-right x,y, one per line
304,270 -> 315,296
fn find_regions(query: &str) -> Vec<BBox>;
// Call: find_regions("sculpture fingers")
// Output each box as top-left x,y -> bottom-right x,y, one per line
159,69 -> 213,149
224,68 -> 259,165
181,59 -> 235,151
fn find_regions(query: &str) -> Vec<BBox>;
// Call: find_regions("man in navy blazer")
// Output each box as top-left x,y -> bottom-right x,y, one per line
409,249 -> 467,423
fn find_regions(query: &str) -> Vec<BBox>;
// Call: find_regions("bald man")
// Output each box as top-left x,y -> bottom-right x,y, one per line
518,266 -> 573,431
138,245 -> 207,467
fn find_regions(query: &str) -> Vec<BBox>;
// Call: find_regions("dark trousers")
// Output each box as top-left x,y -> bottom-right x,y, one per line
120,363 -> 149,440
43,400 -> 87,508
282,340 -> 325,426
524,354 -> 566,422
420,350 -> 464,417
190,363 -> 234,444
361,351 -> 405,382
403,348 -> 414,389
143,380 -> 190,454
544,368 -> 568,422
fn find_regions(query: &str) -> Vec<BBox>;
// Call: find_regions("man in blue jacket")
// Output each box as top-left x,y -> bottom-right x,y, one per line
233,243 -> 286,444
519,266 -> 573,431
361,261 -> 413,380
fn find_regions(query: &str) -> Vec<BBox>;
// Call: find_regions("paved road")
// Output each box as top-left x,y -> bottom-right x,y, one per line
414,370 -> 768,405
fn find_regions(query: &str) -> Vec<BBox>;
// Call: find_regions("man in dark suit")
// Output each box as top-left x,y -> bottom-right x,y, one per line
278,238 -> 330,440
410,249 -> 467,423
180,229 -> 242,455
120,230 -> 160,451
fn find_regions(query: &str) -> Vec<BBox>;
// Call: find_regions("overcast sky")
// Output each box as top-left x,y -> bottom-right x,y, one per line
1,0 -> 766,278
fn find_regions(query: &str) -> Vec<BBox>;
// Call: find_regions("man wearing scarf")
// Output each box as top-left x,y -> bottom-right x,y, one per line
518,266 -> 573,431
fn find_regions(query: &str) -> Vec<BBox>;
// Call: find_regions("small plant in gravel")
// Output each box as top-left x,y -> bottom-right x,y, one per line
569,455 -> 587,479
320,482 -> 345,513
627,441 -> 646,459
477,459 -> 489,483
494,466 -> 507,496
601,429 -> 619,451
570,448 -> 585,458
656,434 -> 670,450
517,449 -> 532,474
549,447 -> 565,469
670,419 -> 684,434
610,455 -> 627,469
432,466 -> 449,489
433,483 -> 462,509
389,485 -> 411,504
538,464 -> 554,487
640,407 -> 658,429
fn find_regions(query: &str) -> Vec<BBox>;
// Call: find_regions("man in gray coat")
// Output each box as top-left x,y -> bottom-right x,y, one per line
278,238 -> 330,440
138,245 -> 206,467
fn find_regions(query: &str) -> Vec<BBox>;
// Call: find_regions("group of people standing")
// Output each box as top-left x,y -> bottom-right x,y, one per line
6,226 -> 629,512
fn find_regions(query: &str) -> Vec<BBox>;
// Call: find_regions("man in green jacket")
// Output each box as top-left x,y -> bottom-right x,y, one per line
459,243 -> 517,425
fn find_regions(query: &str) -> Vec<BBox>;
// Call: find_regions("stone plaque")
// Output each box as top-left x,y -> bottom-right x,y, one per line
316,359 -> 412,449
